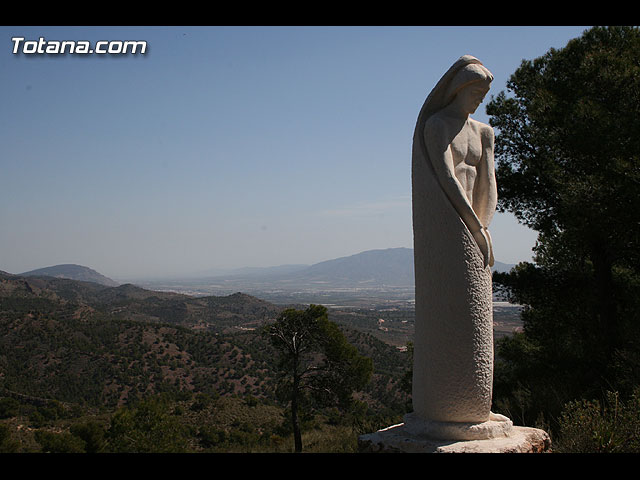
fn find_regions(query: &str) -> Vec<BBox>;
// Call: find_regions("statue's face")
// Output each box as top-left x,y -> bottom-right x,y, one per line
457,82 -> 491,115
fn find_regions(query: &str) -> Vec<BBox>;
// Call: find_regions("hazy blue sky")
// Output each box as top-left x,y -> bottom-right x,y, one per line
1,26 -> 590,280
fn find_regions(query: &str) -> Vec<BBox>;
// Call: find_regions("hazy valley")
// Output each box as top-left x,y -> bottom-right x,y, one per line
130,248 -> 523,345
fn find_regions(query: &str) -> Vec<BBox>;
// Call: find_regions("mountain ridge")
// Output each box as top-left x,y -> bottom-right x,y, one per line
18,264 -> 119,287
196,247 -> 516,287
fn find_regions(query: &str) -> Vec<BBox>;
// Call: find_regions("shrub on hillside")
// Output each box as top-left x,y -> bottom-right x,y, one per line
555,389 -> 640,453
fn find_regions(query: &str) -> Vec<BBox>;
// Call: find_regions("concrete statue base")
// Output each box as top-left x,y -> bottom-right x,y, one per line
358,418 -> 551,453
402,411 -> 514,441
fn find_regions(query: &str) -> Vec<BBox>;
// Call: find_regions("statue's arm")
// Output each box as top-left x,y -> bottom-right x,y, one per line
473,124 -> 497,228
473,124 -> 497,267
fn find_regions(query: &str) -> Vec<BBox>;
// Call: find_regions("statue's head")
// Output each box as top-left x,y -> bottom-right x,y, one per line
416,55 -> 494,133
444,61 -> 493,115
446,62 -> 493,99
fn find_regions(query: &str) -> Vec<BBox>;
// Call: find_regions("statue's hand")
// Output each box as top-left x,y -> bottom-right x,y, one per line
472,228 -> 491,268
484,228 -> 495,268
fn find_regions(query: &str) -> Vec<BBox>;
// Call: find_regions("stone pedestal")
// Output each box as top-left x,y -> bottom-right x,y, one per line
358,421 -> 551,453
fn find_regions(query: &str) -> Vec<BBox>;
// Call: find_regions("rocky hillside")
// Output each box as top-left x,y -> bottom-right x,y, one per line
0,271 -> 410,413
1,270 -> 282,334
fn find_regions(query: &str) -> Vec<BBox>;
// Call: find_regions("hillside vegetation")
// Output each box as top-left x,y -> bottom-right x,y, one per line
0,270 -> 410,452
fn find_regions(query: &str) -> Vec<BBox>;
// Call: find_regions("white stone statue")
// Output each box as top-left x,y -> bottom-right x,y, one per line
406,55 -> 512,440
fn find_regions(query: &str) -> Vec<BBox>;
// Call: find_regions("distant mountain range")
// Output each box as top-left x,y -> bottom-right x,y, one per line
289,248 -> 415,286
11,249 -> 516,291
196,248 -> 515,287
19,264 -> 119,287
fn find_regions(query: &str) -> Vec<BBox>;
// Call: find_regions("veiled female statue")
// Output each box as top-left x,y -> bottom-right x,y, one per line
408,55 -> 511,439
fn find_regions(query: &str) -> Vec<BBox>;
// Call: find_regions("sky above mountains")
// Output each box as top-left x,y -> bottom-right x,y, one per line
1,26 -> 590,279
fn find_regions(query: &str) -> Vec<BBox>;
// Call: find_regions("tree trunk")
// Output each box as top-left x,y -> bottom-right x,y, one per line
291,360 -> 302,453
291,392 -> 302,453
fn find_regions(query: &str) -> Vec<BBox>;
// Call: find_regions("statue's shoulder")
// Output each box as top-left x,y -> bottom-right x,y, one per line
422,113 -> 453,149
470,118 -> 494,140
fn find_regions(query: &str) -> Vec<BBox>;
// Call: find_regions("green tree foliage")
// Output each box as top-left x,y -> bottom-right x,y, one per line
263,304 -> 373,452
70,421 -> 107,453
556,390 -> 640,453
105,396 -> 190,453
0,424 -> 19,453
35,430 -> 86,453
486,26 -> 640,429
0,398 -> 20,419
